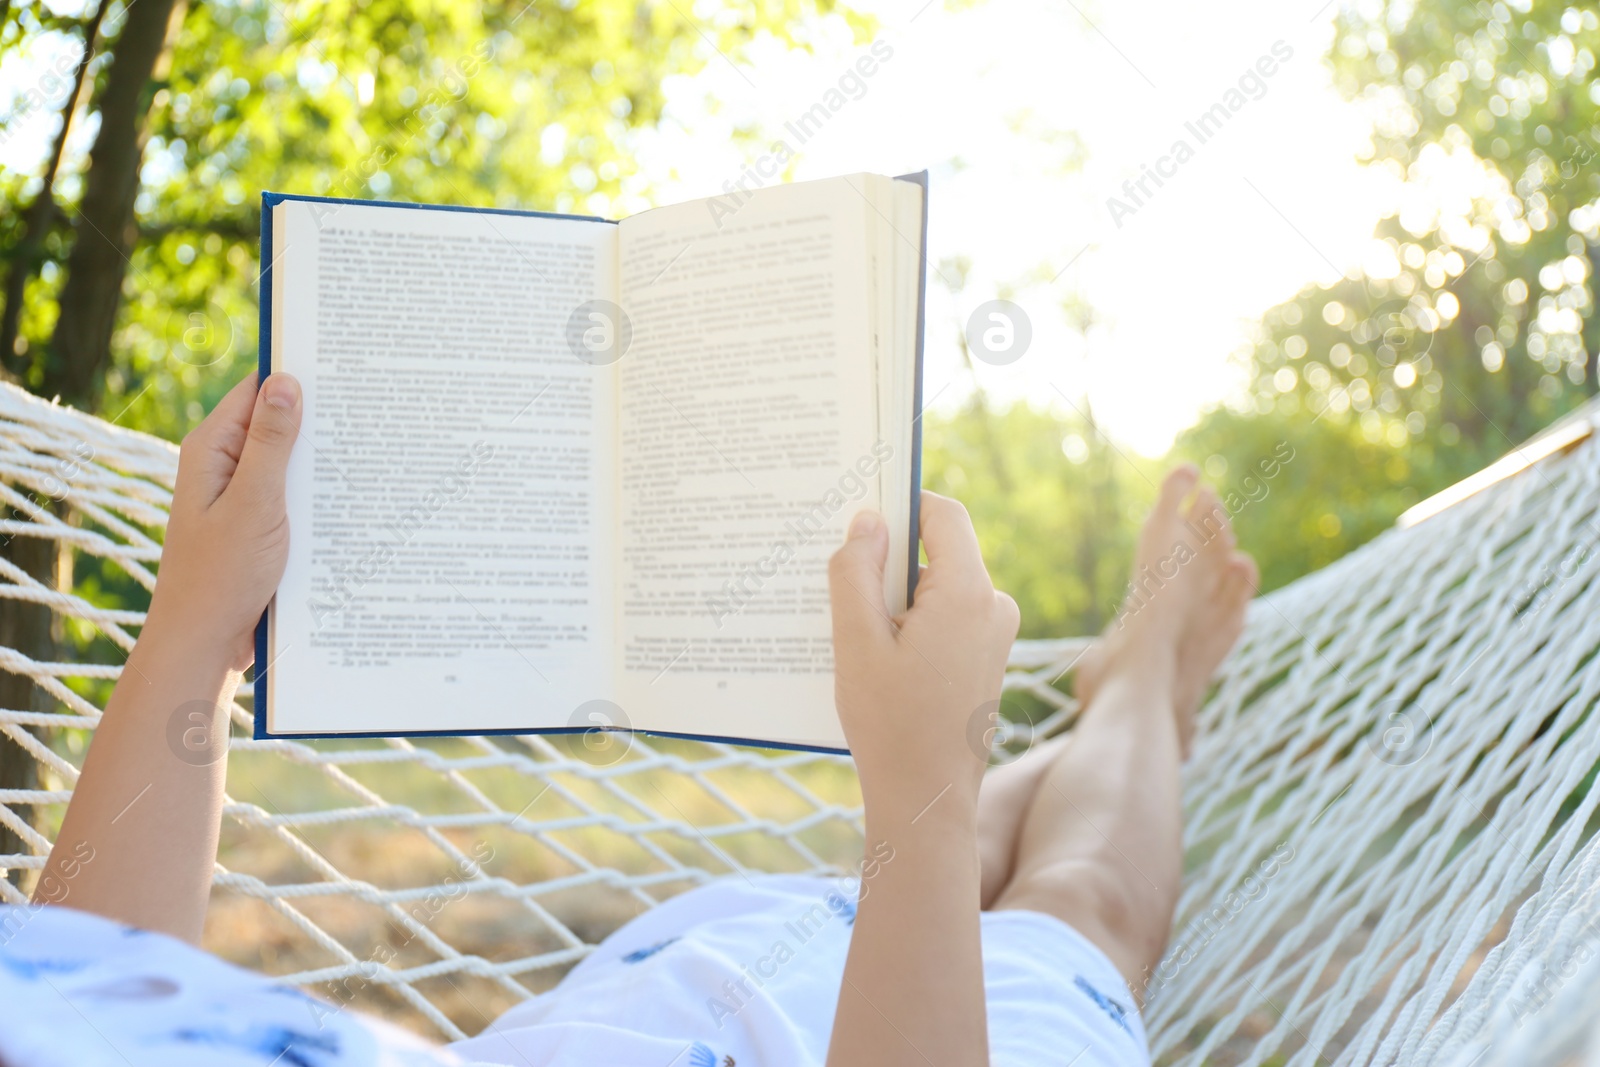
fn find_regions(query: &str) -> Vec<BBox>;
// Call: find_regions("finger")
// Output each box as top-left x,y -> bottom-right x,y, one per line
225,373 -> 302,519
175,372 -> 259,507
828,509 -> 893,650
916,492 -> 988,592
902,562 -> 930,617
994,589 -> 1021,640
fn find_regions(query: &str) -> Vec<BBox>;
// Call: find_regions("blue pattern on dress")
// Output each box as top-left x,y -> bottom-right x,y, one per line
687,1042 -> 718,1067
168,1024 -> 340,1067
0,955 -> 91,981
1072,975 -> 1132,1036
621,936 -> 680,963
265,984 -> 320,1000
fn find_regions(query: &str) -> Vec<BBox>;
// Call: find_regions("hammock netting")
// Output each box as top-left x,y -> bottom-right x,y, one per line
3,379 -> 1600,1065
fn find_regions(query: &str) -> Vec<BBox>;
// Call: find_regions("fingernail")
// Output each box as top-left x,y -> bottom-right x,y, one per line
849,510 -> 882,539
262,374 -> 300,411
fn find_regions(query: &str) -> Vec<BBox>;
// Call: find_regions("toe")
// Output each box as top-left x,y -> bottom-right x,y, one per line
1155,465 -> 1199,519
1230,552 -> 1260,596
1185,486 -> 1234,553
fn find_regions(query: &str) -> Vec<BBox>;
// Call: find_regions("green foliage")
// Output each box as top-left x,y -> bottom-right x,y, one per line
1241,0 -> 1600,490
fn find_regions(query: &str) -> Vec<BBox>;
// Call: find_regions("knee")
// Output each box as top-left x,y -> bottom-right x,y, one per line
996,858 -> 1177,985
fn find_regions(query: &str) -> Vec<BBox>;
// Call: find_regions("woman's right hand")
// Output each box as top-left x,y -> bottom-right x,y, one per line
827,492 -> 1020,821
147,371 -> 302,670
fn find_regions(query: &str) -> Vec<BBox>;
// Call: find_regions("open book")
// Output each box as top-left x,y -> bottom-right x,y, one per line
254,172 -> 927,752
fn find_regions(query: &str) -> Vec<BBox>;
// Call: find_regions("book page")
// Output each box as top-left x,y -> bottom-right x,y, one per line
267,200 -> 619,734
614,178 -> 891,749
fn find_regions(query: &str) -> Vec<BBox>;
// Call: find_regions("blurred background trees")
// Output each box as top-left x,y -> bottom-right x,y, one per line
928,0 -> 1600,638
0,0 -> 1596,642
1177,0 -> 1600,595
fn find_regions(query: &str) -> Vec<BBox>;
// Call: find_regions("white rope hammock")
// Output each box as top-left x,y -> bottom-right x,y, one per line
3,378 -> 1600,1065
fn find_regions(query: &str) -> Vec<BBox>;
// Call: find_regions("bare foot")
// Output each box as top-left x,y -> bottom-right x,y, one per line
1073,466 -> 1257,755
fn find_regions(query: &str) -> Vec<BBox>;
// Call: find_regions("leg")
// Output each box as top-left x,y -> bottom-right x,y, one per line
992,467 -> 1256,991
976,734 -> 1068,908
993,668 -> 1185,991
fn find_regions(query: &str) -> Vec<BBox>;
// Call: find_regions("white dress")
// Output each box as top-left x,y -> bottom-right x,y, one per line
0,875 -> 1148,1067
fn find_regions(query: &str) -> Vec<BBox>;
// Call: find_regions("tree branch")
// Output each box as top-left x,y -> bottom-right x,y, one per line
0,0 -> 108,372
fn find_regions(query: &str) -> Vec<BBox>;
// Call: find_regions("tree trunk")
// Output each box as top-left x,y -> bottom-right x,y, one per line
0,533 -> 59,887
44,0 -> 184,406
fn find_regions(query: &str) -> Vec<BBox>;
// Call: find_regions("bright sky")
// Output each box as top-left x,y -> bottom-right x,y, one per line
0,0 -> 1409,454
632,0 -> 1401,454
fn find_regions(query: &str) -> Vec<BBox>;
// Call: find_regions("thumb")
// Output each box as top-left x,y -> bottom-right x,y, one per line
828,510 -> 892,650
227,373 -> 302,516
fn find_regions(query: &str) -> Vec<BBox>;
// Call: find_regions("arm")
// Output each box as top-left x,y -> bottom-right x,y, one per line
825,494 -> 1020,1067
33,372 -> 302,944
